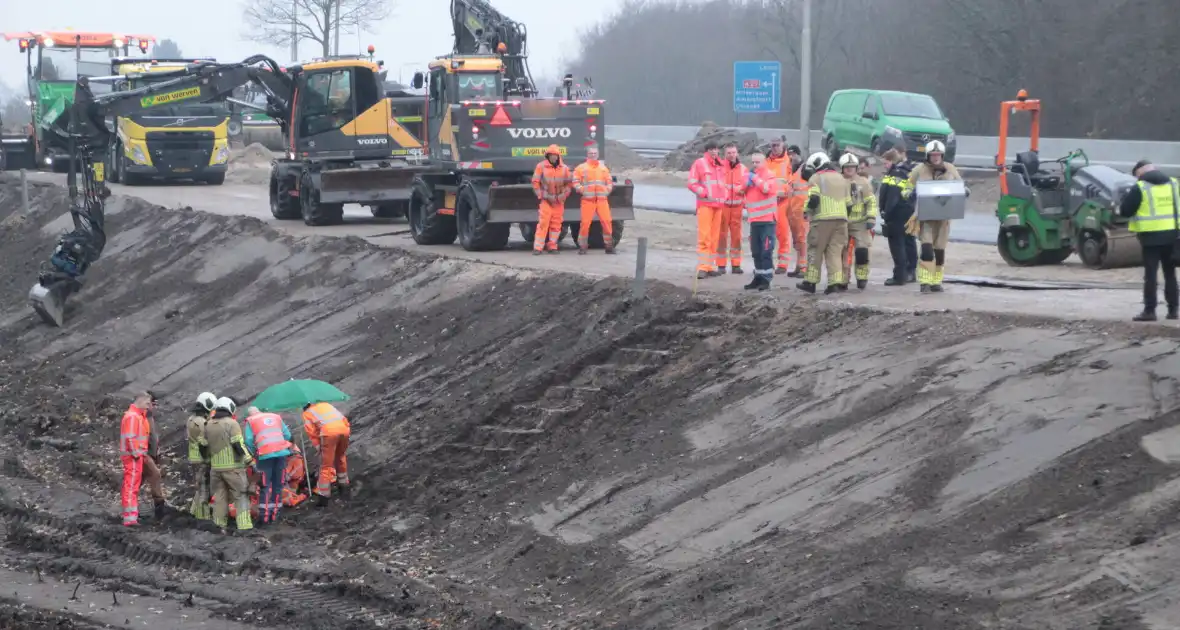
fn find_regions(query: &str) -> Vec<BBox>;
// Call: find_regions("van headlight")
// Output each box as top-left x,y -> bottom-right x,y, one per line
883,126 -> 902,137
212,144 -> 230,164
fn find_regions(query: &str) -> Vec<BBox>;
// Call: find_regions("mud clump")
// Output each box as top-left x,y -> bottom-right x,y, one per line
227,141 -> 275,184
604,138 -> 647,169
662,121 -> 765,170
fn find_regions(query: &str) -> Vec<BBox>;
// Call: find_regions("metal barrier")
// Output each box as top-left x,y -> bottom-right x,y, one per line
607,125 -> 1180,173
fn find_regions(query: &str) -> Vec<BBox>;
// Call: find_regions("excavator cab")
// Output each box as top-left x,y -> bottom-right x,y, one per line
994,90 -> 1140,269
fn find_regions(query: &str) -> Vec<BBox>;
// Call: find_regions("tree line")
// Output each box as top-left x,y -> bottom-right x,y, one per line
567,0 -> 1180,140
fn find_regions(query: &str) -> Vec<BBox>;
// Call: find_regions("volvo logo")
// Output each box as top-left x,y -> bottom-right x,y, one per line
507,127 -> 572,139
358,138 -> 389,145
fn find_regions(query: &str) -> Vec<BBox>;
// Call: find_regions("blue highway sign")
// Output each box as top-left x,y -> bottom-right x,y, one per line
733,61 -> 781,114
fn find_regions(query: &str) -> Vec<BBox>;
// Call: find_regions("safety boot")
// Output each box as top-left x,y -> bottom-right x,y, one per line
730,266 -> 744,274
920,284 -> 932,294
335,483 -> 351,499
823,284 -> 840,295
775,267 -> 787,275
743,277 -> 762,290
697,270 -> 709,280
154,499 -> 169,519
907,272 -> 917,283
578,246 -> 588,255
1168,308 -> 1179,321
604,244 -> 616,254
930,284 -> 944,293
787,265 -> 805,278
836,284 -> 848,292
707,270 -> 723,277
884,277 -> 905,286
856,279 -> 868,290
1133,311 -> 1158,322
546,249 -> 559,255
314,494 -> 330,508
533,250 -> 542,256
795,281 -> 816,294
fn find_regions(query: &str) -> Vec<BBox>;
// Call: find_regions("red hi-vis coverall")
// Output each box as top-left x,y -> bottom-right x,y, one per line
716,160 -> 749,269
119,404 -> 151,526
572,158 -> 614,248
530,145 -> 573,252
302,403 -> 351,498
688,155 -> 726,273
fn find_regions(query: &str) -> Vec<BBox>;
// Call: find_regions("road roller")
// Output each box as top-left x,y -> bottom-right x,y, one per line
993,91 -> 1141,269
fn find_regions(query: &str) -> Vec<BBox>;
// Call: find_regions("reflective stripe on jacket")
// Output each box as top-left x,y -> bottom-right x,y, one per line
573,160 -> 613,201
688,156 -> 725,208
302,402 -> 350,447
120,405 -> 150,457
186,413 -> 209,463
531,158 -> 573,204
207,415 -> 252,471
1130,178 -> 1180,233
808,171 -> 852,221
848,174 -> 878,222
766,154 -> 802,201
720,161 -> 749,207
745,166 -> 778,223
244,412 -> 293,459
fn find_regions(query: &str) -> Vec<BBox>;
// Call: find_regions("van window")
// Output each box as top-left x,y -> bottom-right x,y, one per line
881,93 -> 943,119
862,94 -> 879,117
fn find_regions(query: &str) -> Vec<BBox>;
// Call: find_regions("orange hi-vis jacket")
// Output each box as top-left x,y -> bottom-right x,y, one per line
302,403 -> 350,448
720,160 -> 749,207
246,412 -> 292,458
745,166 -> 779,223
531,154 -> 573,204
688,156 -> 726,208
572,160 -> 613,204
119,404 -> 151,457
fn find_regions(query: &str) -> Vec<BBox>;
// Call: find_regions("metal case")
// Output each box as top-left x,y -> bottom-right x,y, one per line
916,179 -> 967,220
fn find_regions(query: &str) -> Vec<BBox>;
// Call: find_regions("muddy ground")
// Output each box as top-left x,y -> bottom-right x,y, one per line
3,178 -> 1180,629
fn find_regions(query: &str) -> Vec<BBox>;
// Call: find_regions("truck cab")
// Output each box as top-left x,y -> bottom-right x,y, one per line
106,58 -> 232,185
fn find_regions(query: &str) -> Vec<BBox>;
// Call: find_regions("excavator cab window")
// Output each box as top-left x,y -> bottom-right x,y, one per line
354,66 -> 381,114
299,68 -> 354,137
457,73 -> 501,101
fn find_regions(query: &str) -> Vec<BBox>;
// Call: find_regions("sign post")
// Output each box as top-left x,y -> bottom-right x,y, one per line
733,61 -> 782,117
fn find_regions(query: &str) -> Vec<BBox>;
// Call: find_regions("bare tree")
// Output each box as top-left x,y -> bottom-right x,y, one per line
242,0 -> 395,59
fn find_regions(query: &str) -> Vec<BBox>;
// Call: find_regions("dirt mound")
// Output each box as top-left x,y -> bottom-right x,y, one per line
2,175 -> 1180,628
662,121 -> 767,170
604,138 -> 647,169
229,142 -> 275,167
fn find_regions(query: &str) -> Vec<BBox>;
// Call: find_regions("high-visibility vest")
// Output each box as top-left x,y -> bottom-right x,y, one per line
1130,178 -> 1180,233
303,403 -> 350,437
531,160 -> 572,203
720,161 -> 748,207
246,412 -> 292,458
119,406 -> 150,456
808,171 -> 851,221
745,166 -> 778,222
688,156 -> 726,207
573,161 -> 612,202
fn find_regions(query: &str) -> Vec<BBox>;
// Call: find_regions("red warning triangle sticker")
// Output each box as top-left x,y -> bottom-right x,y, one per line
490,104 -> 512,126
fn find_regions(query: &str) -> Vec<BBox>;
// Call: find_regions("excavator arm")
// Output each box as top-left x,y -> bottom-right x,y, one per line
30,55 -> 292,327
450,0 -> 535,95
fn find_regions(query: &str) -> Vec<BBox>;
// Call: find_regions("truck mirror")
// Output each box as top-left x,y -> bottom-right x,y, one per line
411,72 -> 424,89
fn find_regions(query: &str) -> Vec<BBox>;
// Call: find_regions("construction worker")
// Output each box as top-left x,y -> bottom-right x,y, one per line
206,397 -> 254,533
797,152 -> 852,295
878,149 -> 918,286
119,391 -> 165,527
767,139 -> 798,275
839,154 -> 878,289
572,145 -> 615,254
906,140 -> 963,293
282,445 -> 309,508
530,144 -> 573,254
243,406 -> 294,526
302,402 -> 351,505
716,143 -> 749,273
743,152 -> 779,290
687,141 -> 726,279
186,392 -> 217,520
1118,159 -> 1180,321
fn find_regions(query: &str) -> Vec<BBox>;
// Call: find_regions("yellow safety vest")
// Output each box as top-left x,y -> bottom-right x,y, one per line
807,171 -> 850,221
1130,179 -> 1180,233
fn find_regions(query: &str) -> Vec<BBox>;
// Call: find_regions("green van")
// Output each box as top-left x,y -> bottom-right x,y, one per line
821,90 -> 956,162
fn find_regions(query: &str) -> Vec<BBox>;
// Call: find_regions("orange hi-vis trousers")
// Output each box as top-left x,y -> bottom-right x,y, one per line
534,201 -> 565,251
579,200 -> 612,243
315,434 -> 350,497
779,202 -> 808,271
715,205 -> 743,268
696,204 -> 724,272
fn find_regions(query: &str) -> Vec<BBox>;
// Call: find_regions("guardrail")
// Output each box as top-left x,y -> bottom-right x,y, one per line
607,125 -> 1180,174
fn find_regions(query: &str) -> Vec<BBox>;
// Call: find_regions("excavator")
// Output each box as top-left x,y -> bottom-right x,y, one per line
400,0 -> 635,251
28,54 -> 428,327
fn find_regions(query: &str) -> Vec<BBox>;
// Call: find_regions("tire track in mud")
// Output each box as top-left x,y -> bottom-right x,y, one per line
0,502 -> 442,629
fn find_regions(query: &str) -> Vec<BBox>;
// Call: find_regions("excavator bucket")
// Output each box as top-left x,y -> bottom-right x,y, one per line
29,283 -> 69,327
484,181 -> 636,223
317,165 -> 425,204
485,184 -> 539,212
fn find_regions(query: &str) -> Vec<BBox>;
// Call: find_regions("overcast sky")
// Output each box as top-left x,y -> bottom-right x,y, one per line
1,0 -> 627,89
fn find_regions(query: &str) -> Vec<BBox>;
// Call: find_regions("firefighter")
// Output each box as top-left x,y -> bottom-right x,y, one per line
243,406 -> 294,526
530,144 -> 572,254
906,140 -> 963,293
839,153 -> 878,289
797,152 -> 852,295
572,145 -> 616,254
716,143 -> 749,273
878,149 -> 918,285
119,391 -> 165,527
687,141 -> 726,279
207,397 -> 254,533
186,391 -> 217,520
743,151 -> 779,290
1118,159 -> 1180,321
302,402 -> 351,505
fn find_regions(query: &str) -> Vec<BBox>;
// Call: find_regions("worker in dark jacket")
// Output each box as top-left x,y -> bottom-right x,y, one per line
878,149 -> 918,285
1119,159 -> 1180,321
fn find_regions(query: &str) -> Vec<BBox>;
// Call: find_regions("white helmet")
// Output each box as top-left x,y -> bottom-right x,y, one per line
806,152 -> 830,170
925,140 -> 946,154
196,392 -> 217,412
214,396 -> 237,414
838,153 -> 859,168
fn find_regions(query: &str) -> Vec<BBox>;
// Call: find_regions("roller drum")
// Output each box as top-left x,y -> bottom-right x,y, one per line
1101,229 -> 1142,268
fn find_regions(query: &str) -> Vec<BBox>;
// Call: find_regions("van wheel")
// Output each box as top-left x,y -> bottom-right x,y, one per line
871,137 -> 884,156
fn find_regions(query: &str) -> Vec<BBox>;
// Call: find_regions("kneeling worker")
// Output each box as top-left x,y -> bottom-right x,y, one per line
797,152 -> 852,295
207,397 -> 254,533
302,402 -> 351,505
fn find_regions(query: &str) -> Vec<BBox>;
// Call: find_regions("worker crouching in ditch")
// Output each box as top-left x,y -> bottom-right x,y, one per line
206,397 -> 254,533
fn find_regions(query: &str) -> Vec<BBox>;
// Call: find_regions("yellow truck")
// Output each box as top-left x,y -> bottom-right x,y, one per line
106,57 -> 232,185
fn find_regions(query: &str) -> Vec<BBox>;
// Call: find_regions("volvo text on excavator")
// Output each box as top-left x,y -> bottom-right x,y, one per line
395,0 -> 635,252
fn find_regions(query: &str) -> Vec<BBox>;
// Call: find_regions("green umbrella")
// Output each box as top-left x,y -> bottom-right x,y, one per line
251,379 -> 350,412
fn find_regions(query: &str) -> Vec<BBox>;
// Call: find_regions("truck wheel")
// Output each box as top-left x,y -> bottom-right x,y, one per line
299,171 -> 343,226
408,185 -> 457,245
371,200 -> 409,219
119,154 -> 144,186
269,170 -> 300,220
456,186 -> 510,251
204,172 -> 226,185
521,222 -> 569,246
588,221 -> 624,249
